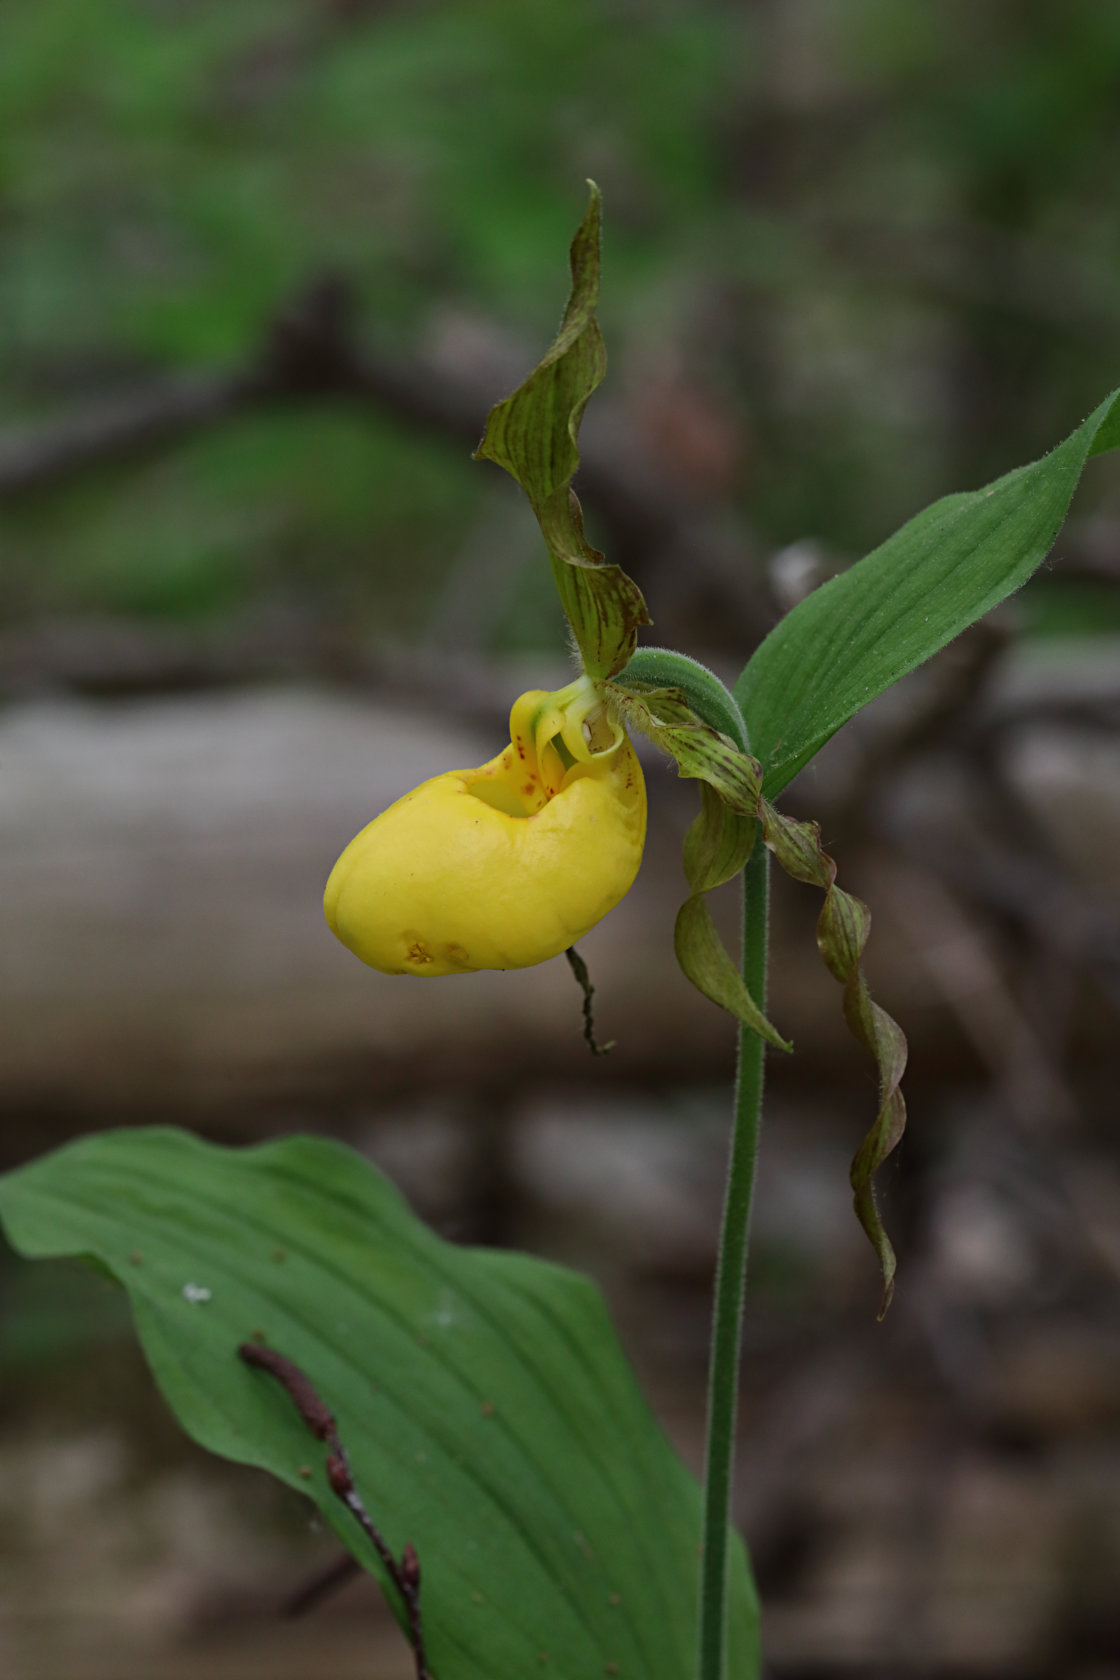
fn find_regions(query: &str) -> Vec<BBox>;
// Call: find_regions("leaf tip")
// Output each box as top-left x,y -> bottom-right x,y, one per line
876,1275 -> 896,1321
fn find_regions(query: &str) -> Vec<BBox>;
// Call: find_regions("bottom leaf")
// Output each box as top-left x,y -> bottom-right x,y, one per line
0,1127 -> 760,1680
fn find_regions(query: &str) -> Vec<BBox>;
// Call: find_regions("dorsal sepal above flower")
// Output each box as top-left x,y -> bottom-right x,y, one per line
474,183 -> 650,679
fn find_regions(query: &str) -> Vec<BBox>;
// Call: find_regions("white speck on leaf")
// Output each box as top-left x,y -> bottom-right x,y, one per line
426,1287 -> 459,1332
182,1283 -> 212,1304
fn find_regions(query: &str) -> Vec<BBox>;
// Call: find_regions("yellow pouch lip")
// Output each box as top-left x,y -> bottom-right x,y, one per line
324,679 -> 646,976
461,746 -> 551,818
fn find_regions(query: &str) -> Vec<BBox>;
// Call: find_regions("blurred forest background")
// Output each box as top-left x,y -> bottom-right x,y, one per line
2,2 -> 1120,1677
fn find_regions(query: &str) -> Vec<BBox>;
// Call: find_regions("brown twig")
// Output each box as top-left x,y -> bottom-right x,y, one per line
238,1341 -> 432,1680
0,279 -> 476,498
0,277 -> 772,646
281,1551 -> 361,1619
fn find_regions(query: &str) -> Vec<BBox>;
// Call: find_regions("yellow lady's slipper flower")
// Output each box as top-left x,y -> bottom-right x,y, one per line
324,677 -> 646,975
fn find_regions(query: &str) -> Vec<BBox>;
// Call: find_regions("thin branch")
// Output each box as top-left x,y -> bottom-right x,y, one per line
0,612 -> 517,729
827,617 -> 1012,841
0,277 -> 772,644
281,1552 -> 361,1619
0,369 -> 255,495
238,1341 -> 432,1680
881,806 -> 1120,1013
0,279 -> 481,498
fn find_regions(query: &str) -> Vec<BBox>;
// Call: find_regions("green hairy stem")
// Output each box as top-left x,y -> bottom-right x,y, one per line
619,647 -> 766,1679
698,836 -> 768,1680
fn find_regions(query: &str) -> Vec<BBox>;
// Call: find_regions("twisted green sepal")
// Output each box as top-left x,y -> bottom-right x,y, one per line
617,648 -> 908,1306
609,655 -> 790,1053
474,183 -> 650,679
760,802 -> 908,1315
607,681 -> 761,816
677,787 -> 790,1053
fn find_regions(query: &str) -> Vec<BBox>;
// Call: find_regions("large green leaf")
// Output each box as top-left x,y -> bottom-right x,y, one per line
0,1127 -> 759,1680
737,389 -> 1120,797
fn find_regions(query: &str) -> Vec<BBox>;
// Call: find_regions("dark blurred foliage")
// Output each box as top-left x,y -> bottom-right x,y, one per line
3,0 -> 1120,644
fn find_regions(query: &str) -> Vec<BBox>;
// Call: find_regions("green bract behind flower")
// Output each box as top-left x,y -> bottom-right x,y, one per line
324,679 -> 646,975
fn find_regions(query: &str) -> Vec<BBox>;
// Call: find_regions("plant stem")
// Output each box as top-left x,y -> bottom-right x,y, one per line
697,832 -> 769,1680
